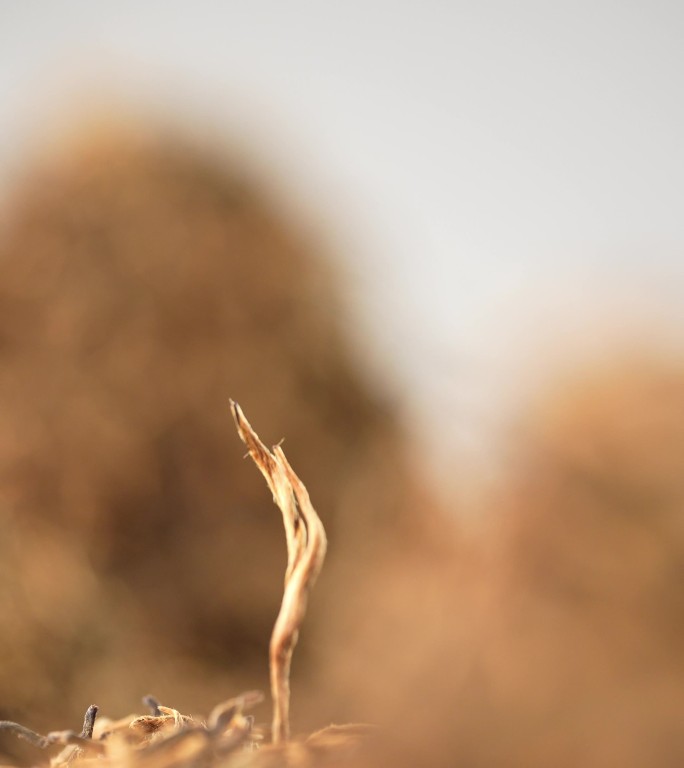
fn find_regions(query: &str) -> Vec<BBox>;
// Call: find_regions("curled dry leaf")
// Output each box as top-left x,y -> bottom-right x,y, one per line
230,401 -> 327,744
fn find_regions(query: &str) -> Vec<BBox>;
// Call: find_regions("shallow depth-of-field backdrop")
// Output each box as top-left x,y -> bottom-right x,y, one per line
0,4 -> 683,767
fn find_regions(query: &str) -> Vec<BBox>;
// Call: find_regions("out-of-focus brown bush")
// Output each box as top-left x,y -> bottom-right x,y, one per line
0,124 -> 437,751
339,358 -> 684,767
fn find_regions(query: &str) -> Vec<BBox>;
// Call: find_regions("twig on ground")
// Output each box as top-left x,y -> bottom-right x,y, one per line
80,705 -> 98,739
230,400 -> 327,744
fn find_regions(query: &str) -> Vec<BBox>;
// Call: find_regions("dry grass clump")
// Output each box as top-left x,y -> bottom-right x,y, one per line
1,700 -> 373,768
1,695 -> 263,768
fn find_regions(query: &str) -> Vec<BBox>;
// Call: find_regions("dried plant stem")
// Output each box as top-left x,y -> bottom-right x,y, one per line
80,705 -> 98,739
230,400 -> 327,744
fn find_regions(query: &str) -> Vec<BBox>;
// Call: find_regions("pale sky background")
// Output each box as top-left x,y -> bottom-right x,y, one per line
0,1 -> 683,489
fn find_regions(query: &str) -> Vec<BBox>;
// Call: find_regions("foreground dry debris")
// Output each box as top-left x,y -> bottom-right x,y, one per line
0,405 -> 370,768
0,693 -> 262,767
0,695 -> 373,768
